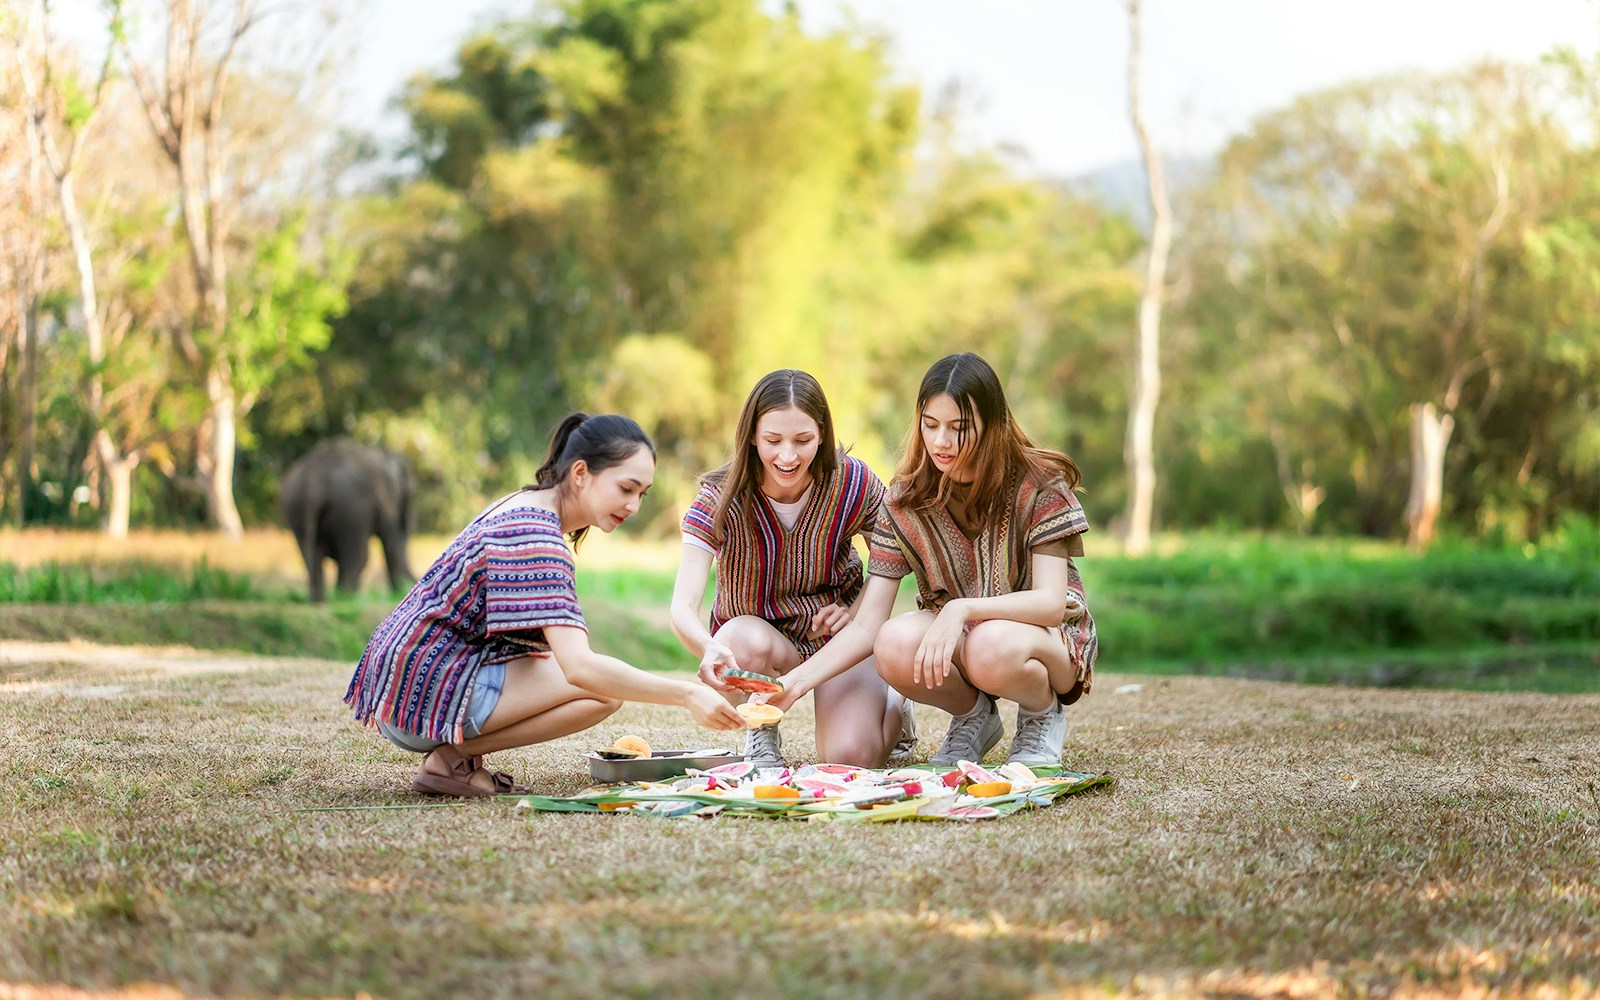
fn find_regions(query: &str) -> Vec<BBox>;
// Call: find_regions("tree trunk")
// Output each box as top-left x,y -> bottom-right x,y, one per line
204,366 -> 244,536
1122,0 -> 1171,556
102,443 -> 139,538
1406,402 -> 1454,550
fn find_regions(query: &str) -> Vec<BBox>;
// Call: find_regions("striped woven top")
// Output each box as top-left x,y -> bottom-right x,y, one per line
867,471 -> 1099,703
344,505 -> 586,742
682,454 -> 886,657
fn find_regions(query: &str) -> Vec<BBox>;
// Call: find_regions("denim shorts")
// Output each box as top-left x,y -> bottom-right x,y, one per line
378,661 -> 507,753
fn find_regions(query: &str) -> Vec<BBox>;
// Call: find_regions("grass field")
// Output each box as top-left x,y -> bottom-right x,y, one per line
3,527 -> 1596,692
2,641 -> 1596,999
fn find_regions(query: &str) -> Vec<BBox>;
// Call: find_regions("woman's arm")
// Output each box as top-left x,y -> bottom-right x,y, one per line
765,573 -> 899,711
668,543 -> 739,690
913,551 -> 1073,684
543,624 -> 744,729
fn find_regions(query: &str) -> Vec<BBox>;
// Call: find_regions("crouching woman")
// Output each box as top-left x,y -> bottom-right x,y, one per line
344,413 -> 744,797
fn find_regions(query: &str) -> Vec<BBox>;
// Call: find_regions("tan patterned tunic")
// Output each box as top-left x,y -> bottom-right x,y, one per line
866,473 -> 1098,704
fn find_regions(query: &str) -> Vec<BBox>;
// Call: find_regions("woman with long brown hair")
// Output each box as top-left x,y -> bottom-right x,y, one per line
766,353 -> 1097,767
669,370 -> 915,768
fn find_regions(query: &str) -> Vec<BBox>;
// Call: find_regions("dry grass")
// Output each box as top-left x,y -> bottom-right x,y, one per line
2,641 -> 1597,1000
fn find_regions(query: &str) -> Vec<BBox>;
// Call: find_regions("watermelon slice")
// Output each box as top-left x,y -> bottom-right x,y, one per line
721,668 -> 784,694
703,761 -> 755,779
944,805 -> 1000,820
957,760 -> 1002,785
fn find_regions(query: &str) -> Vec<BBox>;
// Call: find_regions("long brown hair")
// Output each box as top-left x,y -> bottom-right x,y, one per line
703,370 -> 839,545
893,352 -> 1081,530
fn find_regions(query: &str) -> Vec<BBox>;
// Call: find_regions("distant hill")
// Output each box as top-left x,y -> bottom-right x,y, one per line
1058,155 -> 1213,229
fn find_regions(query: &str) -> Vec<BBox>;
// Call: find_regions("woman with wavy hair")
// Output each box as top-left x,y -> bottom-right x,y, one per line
670,370 -> 915,768
767,353 -> 1097,767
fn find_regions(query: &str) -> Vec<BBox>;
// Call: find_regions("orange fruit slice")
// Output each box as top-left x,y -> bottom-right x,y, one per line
610,735 -> 651,758
736,702 -> 784,728
965,781 -> 1012,798
753,785 -> 800,800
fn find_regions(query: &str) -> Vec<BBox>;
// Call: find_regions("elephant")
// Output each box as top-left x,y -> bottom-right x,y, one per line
280,439 -> 417,603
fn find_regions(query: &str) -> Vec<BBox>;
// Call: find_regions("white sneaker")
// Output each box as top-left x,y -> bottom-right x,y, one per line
744,724 -> 784,768
929,693 -> 1003,767
885,695 -> 918,768
1007,699 -> 1067,767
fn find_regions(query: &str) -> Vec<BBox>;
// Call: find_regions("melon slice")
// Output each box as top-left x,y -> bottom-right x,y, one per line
609,735 -> 651,758
736,702 -> 784,727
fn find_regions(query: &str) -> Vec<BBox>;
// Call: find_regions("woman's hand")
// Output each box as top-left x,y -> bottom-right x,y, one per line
685,686 -> 745,730
754,671 -> 809,713
808,602 -> 852,638
696,642 -> 739,692
913,600 -> 970,688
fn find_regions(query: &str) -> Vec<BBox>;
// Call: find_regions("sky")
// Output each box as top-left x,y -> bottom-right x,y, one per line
344,0 -> 1600,177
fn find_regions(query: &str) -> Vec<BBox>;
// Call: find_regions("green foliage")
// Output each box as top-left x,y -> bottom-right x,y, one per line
0,560 -> 270,603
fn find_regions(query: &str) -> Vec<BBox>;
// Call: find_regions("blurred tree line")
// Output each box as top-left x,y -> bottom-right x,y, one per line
2,0 -> 1597,544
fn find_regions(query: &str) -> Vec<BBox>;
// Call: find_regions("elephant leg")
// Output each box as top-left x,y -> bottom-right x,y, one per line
378,527 -> 415,593
333,533 -> 370,594
301,534 -> 328,604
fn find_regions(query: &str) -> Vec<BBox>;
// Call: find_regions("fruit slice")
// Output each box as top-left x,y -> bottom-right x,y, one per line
957,760 -> 1001,784
753,785 -> 800,800
721,668 -> 784,694
704,761 -> 754,779
610,735 -> 651,758
945,805 -> 1000,819
964,781 -> 1012,798
736,702 -> 784,727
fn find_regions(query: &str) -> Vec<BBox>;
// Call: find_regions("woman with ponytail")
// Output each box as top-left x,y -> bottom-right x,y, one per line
346,413 -> 744,797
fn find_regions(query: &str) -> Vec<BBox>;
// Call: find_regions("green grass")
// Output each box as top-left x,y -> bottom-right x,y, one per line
4,533 -> 1597,693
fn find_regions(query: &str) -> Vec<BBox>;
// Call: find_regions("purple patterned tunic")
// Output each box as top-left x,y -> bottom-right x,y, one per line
344,505 -> 586,742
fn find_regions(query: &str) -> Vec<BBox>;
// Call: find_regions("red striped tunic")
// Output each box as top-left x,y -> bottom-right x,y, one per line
344,505 -> 585,742
682,455 -> 886,657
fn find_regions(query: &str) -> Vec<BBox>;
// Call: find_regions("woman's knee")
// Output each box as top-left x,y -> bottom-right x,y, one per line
962,622 -> 1037,689
716,618 -> 784,672
873,615 -> 925,683
815,733 -> 884,768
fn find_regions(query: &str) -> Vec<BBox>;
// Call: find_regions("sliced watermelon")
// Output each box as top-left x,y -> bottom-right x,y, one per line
957,760 -> 1002,785
721,668 -> 784,694
704,761 -> 755,779
795,777 -> 850,795
945,805 -> 1000,820
811,763 -> 868,777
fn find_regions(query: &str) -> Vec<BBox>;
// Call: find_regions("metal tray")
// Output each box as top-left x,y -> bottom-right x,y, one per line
584,749 -> 745,784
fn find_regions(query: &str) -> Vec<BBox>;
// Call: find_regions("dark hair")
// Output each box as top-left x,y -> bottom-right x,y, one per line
702,370 -> 839,545
527,412 -> 655,546
893,352 -> 1081,529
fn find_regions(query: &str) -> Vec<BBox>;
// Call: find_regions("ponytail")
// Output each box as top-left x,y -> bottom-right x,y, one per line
524,412 -> 656,547
534,412 -> 590,489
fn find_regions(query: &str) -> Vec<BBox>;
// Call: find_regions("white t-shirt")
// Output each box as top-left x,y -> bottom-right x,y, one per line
682,484 -> 812,555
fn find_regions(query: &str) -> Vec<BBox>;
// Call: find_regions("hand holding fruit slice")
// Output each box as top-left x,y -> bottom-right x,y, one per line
735,702 -> 784,728
609,735 -> 651,758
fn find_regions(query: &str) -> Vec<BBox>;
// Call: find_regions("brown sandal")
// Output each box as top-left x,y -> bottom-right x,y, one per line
467,755 -> 529,795
411,745 -> 493,798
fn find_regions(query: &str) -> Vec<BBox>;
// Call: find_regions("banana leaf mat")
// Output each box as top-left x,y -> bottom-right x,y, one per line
518,760 -> 1112,822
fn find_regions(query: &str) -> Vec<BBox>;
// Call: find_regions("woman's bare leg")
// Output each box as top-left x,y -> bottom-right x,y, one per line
960,620 -> 1072,713
872,611 -> 981,715
452,655 -> 621,764
812,656 -> 898,767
